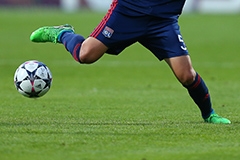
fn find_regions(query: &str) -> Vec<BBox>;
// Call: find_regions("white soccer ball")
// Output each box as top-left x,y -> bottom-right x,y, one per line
14,60 -> 52,98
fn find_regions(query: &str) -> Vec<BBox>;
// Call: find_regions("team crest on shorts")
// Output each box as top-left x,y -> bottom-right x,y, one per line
102,26 -> 114,38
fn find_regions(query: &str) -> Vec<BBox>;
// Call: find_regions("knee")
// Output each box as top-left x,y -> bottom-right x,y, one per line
177,71 -> 196,86
79,49 -> 94,64
79,40 -> 107,64
79,44 -> 98,64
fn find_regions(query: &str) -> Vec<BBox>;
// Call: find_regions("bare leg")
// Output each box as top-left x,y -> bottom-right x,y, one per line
61,32 -> 108,64
165,55 -> 213,119
164,55 -> 196,85
80,37 -> 108,64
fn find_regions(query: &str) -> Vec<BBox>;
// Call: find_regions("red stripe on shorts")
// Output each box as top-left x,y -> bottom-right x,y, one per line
90,0 -> 118,38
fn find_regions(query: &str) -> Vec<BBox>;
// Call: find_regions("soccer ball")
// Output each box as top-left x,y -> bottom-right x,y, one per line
14,60 -> 52,98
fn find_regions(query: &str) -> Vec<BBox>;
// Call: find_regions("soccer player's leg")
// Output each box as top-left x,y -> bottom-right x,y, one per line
29,1 -> 122,64
30,24 -> 107,63
142,18 -> 231,124
165,55 -> 231,124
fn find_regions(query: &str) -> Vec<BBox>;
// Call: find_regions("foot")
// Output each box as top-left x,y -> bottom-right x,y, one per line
204,113 -> 231,124
30,24 -> 74,43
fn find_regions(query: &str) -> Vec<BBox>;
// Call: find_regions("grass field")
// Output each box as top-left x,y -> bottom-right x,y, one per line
1,8 -> 240,160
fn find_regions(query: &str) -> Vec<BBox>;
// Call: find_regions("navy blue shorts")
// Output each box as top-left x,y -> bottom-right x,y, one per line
90,2 -> 188,61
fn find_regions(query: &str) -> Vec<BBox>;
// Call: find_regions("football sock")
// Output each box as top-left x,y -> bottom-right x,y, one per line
59,32 -> 85,63
184,73 -> 214,119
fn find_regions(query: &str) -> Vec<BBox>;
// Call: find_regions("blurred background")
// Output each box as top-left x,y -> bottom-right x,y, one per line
0,0 -> 240,13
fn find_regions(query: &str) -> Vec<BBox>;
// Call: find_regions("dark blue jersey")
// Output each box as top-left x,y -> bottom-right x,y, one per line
118,0 -> 186,18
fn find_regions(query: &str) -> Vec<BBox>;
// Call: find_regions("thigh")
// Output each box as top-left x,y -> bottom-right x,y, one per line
140,19 -> 189,61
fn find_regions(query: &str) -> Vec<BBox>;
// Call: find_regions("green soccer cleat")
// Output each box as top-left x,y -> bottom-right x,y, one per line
204,113 -> 231,124
30,24 -> 74,43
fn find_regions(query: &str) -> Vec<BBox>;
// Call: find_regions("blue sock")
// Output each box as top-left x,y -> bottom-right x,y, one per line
184,73 -> 214,119
59,32 -> 85,62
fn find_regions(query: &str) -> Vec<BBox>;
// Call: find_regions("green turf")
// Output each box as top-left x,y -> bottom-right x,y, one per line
0,9 -> 240,160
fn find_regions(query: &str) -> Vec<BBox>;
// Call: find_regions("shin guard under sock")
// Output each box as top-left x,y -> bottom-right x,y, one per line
184,73 -> 214,118
59,32 -> 85,62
